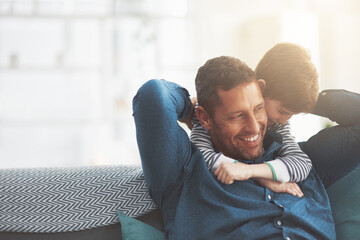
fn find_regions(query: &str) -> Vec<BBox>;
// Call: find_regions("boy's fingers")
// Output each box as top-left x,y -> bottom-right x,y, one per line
294,184 -> 303,197
215,166 -> 221,176
292,184 -> 303,197
221,172 -> 228,183
217,170 -> 224,182
227,178 -> 234,185
216,170 -> 221,180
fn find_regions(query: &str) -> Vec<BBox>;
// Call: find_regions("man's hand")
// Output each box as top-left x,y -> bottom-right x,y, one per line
214,161 -> 253,184
255,178 -> 304,197
179,97 -> 197,130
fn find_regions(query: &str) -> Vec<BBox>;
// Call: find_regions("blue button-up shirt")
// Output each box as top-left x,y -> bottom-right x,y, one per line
162,130 -> 335,240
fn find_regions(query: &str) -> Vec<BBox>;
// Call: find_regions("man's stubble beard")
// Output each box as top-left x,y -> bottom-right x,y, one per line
210,124 -> 265,161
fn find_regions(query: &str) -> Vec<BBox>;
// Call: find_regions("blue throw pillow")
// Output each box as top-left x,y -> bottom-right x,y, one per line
327,167 -> 360,240
118,211 -> 165,240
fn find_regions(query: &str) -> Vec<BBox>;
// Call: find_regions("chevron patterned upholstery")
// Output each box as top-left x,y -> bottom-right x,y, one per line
0,165 -> 157,233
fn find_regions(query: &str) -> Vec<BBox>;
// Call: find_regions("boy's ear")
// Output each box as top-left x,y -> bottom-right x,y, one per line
257,79 -> 266,93
196,106 -> 212,131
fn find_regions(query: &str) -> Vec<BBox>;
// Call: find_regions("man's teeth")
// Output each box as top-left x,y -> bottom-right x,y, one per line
244,134 -> 259,142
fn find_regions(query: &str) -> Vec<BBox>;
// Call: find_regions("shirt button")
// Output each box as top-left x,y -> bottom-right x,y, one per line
267,195 -> 272,200
286,237 -> 291,240
277,220 -> 282,226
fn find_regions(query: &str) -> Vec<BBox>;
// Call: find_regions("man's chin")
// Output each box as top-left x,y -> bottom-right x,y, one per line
240,147 -> 264,161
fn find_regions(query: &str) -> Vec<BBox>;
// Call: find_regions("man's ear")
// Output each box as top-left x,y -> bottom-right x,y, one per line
195,106 -> 212,131
257,79 -> 266,93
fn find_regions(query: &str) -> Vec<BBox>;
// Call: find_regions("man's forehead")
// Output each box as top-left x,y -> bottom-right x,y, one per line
216,80 -> 262,97
215,80 -> 264,110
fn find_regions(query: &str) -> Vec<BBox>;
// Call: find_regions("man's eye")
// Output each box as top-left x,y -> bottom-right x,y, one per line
236,114 -> 243,118
256,106 -> 263,112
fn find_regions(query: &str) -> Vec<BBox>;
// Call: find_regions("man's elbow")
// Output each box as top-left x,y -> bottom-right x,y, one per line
133,79 -> 166,112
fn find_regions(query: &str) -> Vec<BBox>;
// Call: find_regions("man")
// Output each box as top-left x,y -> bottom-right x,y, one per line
133,56 -> 360,239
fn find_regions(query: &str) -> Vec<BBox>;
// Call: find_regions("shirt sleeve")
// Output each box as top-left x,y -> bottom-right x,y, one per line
190,105 -> 235,172
268,122 -> 313,182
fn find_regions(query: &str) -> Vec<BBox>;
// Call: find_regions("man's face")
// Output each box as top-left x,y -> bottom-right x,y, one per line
264,98 -> 295,126
208,80 -> 267,160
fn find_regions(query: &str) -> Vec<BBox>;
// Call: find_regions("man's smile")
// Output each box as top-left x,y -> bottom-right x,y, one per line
242,133 -> 259,142
238,133 -> 262,147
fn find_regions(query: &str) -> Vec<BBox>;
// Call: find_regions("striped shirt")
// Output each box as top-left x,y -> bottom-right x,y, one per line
190,108 -> 312,182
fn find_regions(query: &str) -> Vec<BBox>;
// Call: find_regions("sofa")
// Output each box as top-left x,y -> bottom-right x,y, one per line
0,165 -> 359,239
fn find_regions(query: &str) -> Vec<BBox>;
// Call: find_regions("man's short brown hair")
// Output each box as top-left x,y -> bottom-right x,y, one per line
255,43 -> 319,113
195,56 -> 256,114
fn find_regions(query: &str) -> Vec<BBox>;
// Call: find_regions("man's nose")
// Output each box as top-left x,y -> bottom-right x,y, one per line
245,114 -> 260,133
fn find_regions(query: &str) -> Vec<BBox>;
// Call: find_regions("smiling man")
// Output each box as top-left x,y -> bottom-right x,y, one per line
133,56 -> 360,239
193,58 -> 273,182
197,81 -> 267,160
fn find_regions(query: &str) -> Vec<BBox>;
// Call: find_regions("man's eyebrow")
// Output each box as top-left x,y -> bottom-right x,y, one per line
227,110 -> 244,115
227,102 -> 264,115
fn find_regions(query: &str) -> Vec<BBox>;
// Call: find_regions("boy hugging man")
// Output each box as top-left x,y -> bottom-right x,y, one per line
188,43 -> 317,196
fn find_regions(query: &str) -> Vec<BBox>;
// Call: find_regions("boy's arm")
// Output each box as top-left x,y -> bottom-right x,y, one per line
214,161 -> 274,183
214,161 -> 304,197
312,89 -> 360,126
302,89 -> 360,188
267,123 -> 312,182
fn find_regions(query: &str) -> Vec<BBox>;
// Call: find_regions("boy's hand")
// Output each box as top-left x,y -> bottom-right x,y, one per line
214,161 -> 253,184
255,178 -> 304,197
215,162 -> 304,198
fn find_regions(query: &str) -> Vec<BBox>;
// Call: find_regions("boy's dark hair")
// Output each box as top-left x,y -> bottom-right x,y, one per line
255,43 -> 319,113
195,56 -> 256,114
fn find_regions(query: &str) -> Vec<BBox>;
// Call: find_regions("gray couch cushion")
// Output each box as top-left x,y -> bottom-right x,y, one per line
0,165 -> 157,233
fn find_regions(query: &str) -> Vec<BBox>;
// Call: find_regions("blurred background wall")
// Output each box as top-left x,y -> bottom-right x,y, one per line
0,0 -> 360,168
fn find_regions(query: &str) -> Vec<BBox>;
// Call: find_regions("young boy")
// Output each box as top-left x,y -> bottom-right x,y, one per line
189,43 -> 318,197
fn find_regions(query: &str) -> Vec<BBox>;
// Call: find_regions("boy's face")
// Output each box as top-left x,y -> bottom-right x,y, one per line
264,98 -> 296,126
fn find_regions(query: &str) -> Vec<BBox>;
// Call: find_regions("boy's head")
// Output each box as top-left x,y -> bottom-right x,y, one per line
255,43 -> 319,125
